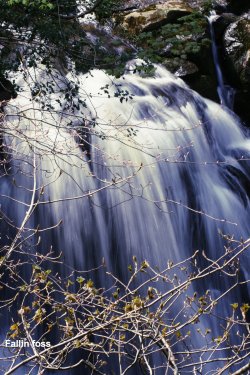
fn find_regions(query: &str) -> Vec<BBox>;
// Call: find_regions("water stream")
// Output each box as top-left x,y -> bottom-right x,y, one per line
208,11 -> 235,109
1,61 -> 250,373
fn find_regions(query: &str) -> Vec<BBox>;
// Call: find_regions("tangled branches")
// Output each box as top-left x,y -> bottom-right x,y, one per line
0,237 -> 249,374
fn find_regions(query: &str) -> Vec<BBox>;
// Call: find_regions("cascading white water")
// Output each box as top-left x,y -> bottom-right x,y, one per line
1,61 -> 250,373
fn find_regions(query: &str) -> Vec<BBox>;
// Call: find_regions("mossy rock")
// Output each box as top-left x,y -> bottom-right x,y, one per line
134,12 -> 211,73
116,1 -> 193,34
162,57 -> 199,77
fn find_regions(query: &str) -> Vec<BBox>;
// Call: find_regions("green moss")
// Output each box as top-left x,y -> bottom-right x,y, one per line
202,0 -> 213,15
133,12 -> 210,67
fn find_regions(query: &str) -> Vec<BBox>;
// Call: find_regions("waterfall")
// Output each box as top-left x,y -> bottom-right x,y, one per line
1,61 -> 250,373
208,12 -> 235,109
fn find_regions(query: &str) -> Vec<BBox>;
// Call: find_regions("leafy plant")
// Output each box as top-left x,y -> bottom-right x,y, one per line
134,12 -> 210,66
95,0 -> 122,21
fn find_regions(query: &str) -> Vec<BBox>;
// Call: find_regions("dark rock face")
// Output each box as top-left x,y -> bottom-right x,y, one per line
211,13 -> 238,39
0,79 -> 16,101
227,0 -> 249,15
224,18 -> 250,89
223,16 -> 250,124
162,57 -> 199,77
213,0 -> 228,13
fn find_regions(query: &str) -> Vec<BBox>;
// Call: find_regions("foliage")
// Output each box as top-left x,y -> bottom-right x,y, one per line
95,0 -> 122,21
0,0 -> 136,82
202,0 -> 213,15
134,12 -> 210,66
0,1 -> 214,83
0,0 -> 115,78
6,0 -> 55,10
0,0 -> 77,74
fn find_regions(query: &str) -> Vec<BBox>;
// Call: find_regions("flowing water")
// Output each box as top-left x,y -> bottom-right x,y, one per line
208,12 -> 235,109
1,61 -> 250,373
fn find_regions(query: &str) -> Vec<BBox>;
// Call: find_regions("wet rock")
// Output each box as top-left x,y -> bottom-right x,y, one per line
224,17 -> 250,89
160,57 -> 218,100
223,16 -> 250,124
159,43 -> 174,57
162,57 -> 199,78
0,78 -> 16,100
211,13 -> 238,39
78,22 -> 135,74
212,0 -> 228,13
186,74 -> 218,101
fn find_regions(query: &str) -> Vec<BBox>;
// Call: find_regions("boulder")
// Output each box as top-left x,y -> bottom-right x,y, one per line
224,17 -> 250,89
211,13 -> 238,39
162,57 -> 198,77
0,78 -> 16,101
117,1 -> 193,34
